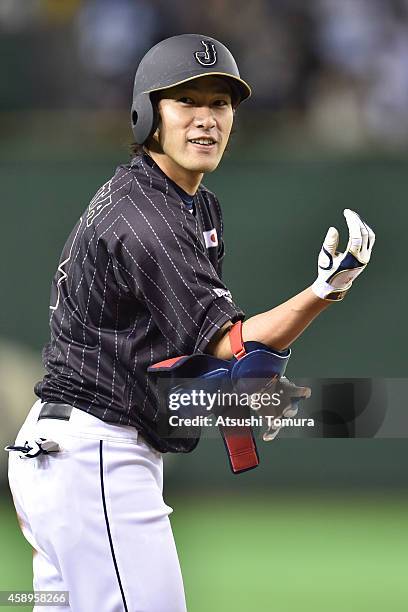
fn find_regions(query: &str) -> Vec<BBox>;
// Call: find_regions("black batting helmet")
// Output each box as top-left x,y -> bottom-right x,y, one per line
131,34 -> 251,144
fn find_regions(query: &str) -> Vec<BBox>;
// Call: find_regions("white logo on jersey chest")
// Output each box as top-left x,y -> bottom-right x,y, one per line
203,229 -> 218,248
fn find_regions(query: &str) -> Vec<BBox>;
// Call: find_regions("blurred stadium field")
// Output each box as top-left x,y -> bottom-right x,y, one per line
1,492 -> 407,612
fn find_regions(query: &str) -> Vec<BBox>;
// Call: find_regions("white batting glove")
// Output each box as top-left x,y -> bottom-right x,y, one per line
250,376 -> 311,442
312,209 -> 375,301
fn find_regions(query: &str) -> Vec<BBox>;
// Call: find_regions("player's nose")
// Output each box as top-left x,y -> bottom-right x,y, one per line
193,106 -> 217,130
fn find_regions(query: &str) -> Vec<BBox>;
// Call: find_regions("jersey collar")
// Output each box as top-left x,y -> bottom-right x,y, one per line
139,153 -> 196,210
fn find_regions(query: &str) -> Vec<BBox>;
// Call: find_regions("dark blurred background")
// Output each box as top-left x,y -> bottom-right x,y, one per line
1,1 -> 408,611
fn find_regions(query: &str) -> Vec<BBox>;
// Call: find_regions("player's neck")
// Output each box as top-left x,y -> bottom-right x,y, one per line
146,150 -> 203,196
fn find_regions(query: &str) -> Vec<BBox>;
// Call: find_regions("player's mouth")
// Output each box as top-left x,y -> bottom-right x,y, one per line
188,137 -> 217,150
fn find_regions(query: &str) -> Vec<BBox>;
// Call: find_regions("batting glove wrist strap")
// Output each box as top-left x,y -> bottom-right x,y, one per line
311,278 -> 349,301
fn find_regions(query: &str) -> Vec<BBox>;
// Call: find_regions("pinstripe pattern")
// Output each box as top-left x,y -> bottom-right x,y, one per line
35,154 -> 244,452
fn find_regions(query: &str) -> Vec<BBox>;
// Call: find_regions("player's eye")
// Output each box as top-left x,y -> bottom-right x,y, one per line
177,97 -> 194,105
213,99 -> 231,107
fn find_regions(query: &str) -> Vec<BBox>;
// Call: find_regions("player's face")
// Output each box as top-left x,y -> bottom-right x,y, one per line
153,76 -> 234,175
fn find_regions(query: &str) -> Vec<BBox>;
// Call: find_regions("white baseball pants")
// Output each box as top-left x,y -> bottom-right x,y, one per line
8,400 -> 187,612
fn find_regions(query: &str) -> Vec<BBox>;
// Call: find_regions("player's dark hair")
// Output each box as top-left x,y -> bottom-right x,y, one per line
129,142 -> 145,157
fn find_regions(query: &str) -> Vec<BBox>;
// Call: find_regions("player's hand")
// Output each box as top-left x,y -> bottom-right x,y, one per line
311,209 -> 375,301
250,376 -> 311,442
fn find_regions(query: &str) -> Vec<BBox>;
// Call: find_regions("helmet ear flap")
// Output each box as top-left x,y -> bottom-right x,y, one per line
131,92 -> 158,145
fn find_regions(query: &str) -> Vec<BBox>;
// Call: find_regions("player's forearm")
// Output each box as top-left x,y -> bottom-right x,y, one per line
242,286 -> 330,351
209,286 -> 330,359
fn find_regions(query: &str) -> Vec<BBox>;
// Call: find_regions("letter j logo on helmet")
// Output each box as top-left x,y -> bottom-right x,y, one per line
194,40 -> 217,66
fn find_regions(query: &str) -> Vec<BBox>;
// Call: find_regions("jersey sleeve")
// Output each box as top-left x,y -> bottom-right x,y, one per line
108,195 -> 244,355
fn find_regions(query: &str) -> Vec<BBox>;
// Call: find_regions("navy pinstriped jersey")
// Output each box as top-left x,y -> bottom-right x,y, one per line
35,153 -> 244,452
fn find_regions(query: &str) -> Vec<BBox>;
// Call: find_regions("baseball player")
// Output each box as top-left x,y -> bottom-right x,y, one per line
7,34 -> 375,612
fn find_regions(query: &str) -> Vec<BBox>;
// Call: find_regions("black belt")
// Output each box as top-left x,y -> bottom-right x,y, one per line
38,403 -> 74,421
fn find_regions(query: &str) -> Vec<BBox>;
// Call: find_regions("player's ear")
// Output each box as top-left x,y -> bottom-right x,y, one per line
147,120 -> 164,154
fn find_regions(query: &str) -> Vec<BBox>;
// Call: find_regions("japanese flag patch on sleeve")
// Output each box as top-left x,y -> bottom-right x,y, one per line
203,229 -> 218,248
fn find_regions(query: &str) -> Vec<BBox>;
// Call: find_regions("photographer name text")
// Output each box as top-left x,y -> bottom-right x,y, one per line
168,415 -> 315,429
